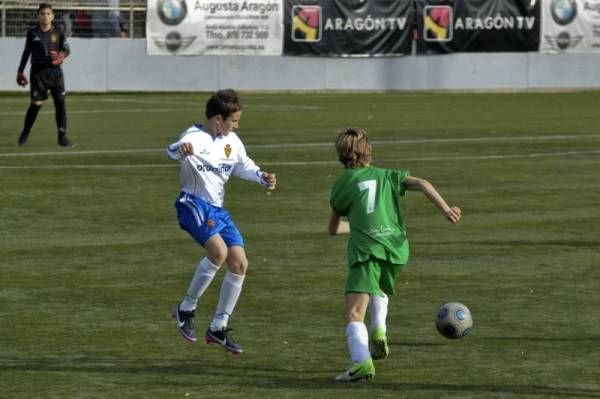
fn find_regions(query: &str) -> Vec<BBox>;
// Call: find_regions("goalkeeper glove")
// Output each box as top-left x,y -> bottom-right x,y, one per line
50,50 -> 66,66
16,72 -> 28,87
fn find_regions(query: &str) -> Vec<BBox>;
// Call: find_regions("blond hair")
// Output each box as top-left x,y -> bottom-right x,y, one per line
335,127 -> 372,169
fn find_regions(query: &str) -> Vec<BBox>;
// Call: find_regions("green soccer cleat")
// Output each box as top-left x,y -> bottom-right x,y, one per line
370,326 -> 389,360
335,359 -> 375,382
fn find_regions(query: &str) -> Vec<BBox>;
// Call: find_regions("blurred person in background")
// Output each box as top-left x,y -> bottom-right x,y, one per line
91,0 -> 128,37
16,3 -> 73,147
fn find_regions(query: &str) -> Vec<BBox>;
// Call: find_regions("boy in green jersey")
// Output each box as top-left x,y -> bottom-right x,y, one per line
329,128 -> 461,382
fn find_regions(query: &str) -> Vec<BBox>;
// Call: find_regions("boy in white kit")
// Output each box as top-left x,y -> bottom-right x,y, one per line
167,89 -> 277,354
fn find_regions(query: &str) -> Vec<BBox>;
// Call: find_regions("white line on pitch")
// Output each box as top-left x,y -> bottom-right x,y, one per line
0,108 -> 196,116
0,164 -> 175,170
261,149 -> 600,166
0,149 -> 162,157
252,134 -> 600,148
1,150 -> 598,170
0,102 -> 320,115
1,134 -> 599,158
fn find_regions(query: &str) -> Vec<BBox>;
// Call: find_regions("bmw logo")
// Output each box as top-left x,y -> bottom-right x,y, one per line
157,0 -> 187,26
551,0 -> 577,26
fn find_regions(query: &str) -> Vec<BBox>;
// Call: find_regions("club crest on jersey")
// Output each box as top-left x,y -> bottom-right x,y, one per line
224,144 -> 232,158
51,33 -> 58,43
207,219 -> 216,228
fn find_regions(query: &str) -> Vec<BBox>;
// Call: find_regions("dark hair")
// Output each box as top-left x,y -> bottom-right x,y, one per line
38,3 -> 53,12
205,89 -> 242,120
335,127 -> 372,169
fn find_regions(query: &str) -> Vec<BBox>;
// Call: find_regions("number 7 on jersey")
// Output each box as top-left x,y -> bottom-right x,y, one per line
358,180 -> 376,214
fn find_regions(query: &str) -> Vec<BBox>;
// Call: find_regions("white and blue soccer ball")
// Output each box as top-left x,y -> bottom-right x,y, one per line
435,302 -> 473,339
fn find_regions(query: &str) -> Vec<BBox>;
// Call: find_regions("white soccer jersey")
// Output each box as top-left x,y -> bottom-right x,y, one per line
166,124 -> 266,207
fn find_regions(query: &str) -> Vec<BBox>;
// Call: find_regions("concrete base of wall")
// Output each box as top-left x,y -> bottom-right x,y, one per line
2,38 -> 599,92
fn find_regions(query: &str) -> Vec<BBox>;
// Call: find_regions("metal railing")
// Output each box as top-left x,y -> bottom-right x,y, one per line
1,1 -> 147,38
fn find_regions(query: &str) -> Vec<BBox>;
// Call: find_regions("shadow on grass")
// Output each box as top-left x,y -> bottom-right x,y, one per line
2,358 -> 600,397
484,336 -> 600,342
389,341 -> 445,347
367,382 -> 600,398
0,357 -> 328,380
420,240 -> 599,248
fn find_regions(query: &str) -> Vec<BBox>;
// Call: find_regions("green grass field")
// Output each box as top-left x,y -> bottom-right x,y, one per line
1,91 -> 600,399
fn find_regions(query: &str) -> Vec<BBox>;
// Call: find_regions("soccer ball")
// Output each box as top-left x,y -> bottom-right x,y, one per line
435,302 -> 472,339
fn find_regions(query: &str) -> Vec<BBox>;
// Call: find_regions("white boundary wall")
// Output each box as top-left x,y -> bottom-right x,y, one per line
1,38 -> 600,92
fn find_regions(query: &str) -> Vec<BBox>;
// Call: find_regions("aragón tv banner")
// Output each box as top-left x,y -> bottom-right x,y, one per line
540,0 -> 600,53
416,0 -> 540,53
147,0 -> 283,55
283,0 -> 413,57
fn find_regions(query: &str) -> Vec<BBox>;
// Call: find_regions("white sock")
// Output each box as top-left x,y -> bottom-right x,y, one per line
210,272 -> 245,331
346,321 -> 371,363
369,293 -> 389,333
180,257 -> 220,312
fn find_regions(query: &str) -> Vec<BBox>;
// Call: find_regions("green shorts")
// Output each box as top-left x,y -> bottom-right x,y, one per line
345,257 -> 405,296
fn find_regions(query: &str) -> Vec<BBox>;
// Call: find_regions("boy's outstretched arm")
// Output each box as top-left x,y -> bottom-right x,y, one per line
328,210 -> 350,235
404,176 -> 462,224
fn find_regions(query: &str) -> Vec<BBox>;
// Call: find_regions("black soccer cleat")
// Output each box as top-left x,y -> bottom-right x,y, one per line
172,305 -> 197,343
205,327 -> 244,354
17,132 -> 29,146
57,136 -> 74,147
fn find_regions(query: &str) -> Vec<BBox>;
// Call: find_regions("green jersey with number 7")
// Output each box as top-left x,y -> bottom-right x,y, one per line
330,166 -> 411,267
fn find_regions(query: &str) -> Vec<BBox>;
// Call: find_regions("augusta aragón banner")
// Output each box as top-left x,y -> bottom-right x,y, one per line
147,0 -> 283,55
540,0 -> 600,53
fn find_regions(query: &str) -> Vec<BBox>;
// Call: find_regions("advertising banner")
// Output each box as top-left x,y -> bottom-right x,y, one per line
416,0 -> 540,53
283,0 -> 413,57
540,0 -> 600,52
146,0 -> 283,55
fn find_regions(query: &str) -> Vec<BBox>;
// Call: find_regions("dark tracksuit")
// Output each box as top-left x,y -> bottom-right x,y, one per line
18,24 -> 70,141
